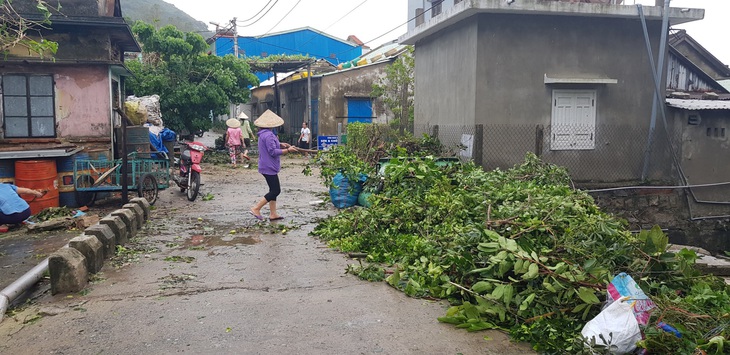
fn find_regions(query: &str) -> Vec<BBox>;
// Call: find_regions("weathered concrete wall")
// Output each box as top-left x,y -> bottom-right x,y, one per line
413,16 -> 478,132
477,14 -> 668,182
250,87 -> 275,116
671,108 -> 730,206
318,63 -> 392,136
55,66 -> 112,138
413,11 -> 675,182
276,78 -> 323,142
0,64 -> 111,141
677,109 -> 730,184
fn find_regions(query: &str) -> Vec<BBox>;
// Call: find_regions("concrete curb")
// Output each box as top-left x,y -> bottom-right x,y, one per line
111,209 -> 138,238
49,248 -> 88,295
99,215 -> 129,246
47,198 -> 151,295
123,203 -> 145,230
68,235 -> 104,274
129,197 -> 150,221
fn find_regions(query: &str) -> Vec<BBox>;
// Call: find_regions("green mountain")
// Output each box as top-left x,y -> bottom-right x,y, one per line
121,0 -> 213,39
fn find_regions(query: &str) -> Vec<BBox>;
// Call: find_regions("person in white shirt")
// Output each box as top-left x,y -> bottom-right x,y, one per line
297,122 -> 311,157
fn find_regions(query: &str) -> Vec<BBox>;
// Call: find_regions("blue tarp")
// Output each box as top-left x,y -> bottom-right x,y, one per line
160,128 -> 176,142
149,132 -> 168,159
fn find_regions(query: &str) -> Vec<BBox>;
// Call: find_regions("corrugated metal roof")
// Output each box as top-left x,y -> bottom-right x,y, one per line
666,98 -> 730,110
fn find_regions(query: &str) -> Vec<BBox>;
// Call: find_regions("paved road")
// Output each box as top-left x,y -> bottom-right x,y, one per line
0,157 -> 532,354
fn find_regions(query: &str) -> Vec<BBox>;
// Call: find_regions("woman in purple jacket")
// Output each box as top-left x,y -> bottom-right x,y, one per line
250,110 -> 298,221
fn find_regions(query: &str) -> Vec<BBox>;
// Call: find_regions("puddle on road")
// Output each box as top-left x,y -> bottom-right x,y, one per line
180,234 -> 260,249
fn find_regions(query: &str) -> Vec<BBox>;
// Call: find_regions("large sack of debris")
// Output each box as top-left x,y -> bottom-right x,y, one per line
124,95 -> 162,126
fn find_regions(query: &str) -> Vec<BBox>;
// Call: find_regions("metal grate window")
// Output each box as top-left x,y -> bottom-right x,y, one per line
2,74 -> 56,138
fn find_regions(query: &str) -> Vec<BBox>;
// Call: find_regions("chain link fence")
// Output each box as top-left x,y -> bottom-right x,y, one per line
414,123 -> 683,186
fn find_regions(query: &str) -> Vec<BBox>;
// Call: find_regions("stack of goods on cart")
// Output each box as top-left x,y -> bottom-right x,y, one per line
125,95 -> 176,159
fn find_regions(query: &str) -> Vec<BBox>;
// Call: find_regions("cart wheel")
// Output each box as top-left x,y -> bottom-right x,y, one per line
137,173 -> 159,205
186,171 -> 200,201
75,174 -> 96,207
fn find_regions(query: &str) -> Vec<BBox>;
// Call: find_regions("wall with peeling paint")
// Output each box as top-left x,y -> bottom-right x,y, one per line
55,66 -> 112,138
0,64 -> 111,141
249,61 -> 395,142
317,62 -> 391,136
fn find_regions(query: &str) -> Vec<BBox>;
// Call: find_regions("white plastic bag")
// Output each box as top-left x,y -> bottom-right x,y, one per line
581,299 -> 641,354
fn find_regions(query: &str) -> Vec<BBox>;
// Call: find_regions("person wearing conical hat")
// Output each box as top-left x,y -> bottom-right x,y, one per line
224,117 -> 250,167
249,110 -> 298,221
237,111 -> 254,167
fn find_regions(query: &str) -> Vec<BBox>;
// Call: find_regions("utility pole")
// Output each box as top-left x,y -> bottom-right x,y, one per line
232,17 -> 238,58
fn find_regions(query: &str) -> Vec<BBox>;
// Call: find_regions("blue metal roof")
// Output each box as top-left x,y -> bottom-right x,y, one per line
214,27 -> 362,82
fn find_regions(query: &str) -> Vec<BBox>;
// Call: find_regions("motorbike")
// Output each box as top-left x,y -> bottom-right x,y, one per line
173,141 -> 208,201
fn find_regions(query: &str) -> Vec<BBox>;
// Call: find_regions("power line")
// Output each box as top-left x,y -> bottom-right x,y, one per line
262,0 -> 302,36
217,1 -> 430,64
334,1 -> 438,57
324,0 -> 369,32
238,0 -> 280,28
237,0 -> 276,24
296,0 -> 369,50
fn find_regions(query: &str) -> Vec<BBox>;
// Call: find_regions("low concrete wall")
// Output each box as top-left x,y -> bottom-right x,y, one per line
48,198 -> 150,295
591,189 -> 730,255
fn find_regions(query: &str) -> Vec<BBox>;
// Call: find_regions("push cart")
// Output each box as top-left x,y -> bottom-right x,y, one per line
73,152 -> 170,206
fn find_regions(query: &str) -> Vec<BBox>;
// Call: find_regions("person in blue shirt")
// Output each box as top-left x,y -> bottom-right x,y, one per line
0,184 -> 45,232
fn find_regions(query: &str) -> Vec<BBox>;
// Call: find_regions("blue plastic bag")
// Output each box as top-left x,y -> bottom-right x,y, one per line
330,173 -> 367,209
160,128 -> 176,142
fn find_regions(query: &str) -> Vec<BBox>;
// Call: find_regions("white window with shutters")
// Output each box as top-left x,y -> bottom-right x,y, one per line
551,90 -> 596,150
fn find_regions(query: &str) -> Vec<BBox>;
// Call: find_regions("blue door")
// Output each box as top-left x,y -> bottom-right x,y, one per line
347,98 -> 373,124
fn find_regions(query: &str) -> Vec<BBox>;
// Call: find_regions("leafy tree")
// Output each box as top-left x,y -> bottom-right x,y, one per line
371,46 -> 414,134
126,21 -> 259,134
1,0 -> 59,57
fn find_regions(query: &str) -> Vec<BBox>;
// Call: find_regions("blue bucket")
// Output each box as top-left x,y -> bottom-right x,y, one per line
57,152 -> 90,208
0,159 -> 15,184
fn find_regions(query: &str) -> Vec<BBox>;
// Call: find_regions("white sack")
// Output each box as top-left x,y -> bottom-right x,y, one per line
581,299 -> 641,354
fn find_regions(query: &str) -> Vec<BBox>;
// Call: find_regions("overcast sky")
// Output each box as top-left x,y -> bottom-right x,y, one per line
163,0 -> 729,65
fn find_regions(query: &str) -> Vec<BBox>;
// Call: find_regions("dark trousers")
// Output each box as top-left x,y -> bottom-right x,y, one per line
0,207 -> 31,225
263,174 -> 281,202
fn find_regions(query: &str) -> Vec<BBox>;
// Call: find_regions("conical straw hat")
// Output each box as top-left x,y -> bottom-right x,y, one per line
254,110 -> 284,128
226,118 -> 241,128
237,111 -> 249,119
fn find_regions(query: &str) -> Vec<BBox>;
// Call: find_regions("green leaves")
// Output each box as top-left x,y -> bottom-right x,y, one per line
522,262 -> 540,280
576,287 -> 600,305
312,150 -> 730,354
638,225 -> 669,256
127,21 -> 259,134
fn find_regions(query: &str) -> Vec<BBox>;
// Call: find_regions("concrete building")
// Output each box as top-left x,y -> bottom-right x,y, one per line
250,43 -> 410,145
0,0 -> 140,207
401,0 -> 704,183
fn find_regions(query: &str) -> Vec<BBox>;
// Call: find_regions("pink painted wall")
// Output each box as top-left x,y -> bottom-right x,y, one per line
55,66 -> 111,138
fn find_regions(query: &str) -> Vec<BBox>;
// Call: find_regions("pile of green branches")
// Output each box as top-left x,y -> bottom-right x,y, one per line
311,152 -> 730,354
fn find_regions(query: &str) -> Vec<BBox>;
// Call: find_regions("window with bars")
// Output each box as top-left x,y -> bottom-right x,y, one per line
2,74 -> 56,138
